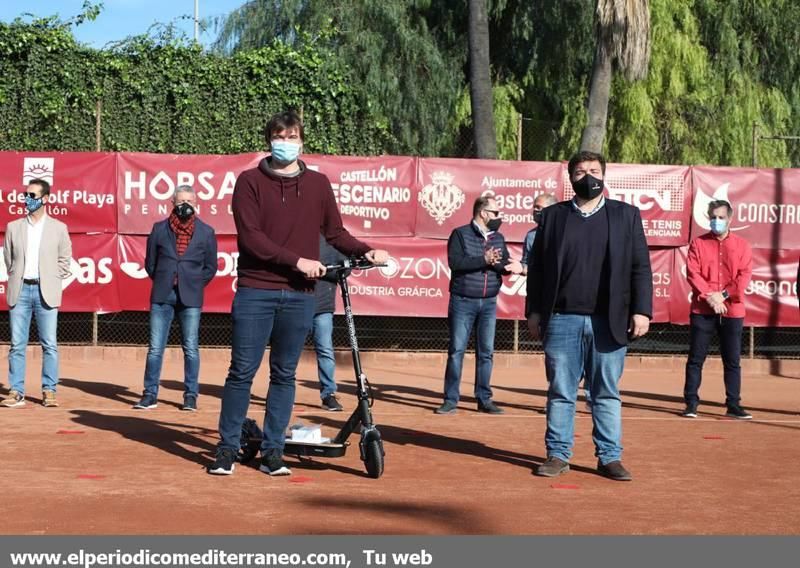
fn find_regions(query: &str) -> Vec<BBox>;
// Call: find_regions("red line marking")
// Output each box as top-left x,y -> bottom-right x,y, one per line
289,476 -> 313,484
551,484 -> 580,490
77,474 -> 106,480
703,435 -> 724,440
57,430 -> 85,435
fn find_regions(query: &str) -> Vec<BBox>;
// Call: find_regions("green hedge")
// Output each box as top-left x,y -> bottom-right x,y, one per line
0,20 -> 391,155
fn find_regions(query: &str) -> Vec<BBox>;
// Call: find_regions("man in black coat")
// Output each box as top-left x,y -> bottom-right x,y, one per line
526,151 -> 652,481
134,185 -> 217,411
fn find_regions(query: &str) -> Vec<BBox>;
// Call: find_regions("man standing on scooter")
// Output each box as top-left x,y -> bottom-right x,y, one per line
209,110 -> 388,476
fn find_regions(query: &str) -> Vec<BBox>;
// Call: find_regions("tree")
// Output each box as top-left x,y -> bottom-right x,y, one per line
213,0 -> 465,157
580,0 -> 651,153
467,0 -> 497,158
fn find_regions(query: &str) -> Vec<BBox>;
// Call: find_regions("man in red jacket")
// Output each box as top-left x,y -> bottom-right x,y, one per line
683,199 -> 753,420
208,110 -> 388,476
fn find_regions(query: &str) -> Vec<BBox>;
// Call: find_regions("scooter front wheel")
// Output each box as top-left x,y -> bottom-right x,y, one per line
363,438 -> 384,478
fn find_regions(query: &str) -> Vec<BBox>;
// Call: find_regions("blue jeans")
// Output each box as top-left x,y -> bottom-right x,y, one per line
311,312 -> 337,399
684,314 -> 744,407
218,287 -> 314,454
8,283 -> 59,395
443,294 -> 497,404
142,287 -> 201,398
543,313 -> 627,464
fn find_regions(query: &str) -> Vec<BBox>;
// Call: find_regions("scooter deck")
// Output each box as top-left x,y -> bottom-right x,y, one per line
283,440 -> 349,458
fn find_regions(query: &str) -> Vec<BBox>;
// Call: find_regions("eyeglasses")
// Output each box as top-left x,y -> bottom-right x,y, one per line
484,209 -> 500,216
24,192 -> 42,199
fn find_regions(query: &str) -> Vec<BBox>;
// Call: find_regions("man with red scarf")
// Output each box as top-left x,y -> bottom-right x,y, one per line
134,185 -> 218,412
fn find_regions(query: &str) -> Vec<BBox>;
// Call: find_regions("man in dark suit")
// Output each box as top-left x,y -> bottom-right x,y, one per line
134,185 -> 218,411
526,151 -> 652,481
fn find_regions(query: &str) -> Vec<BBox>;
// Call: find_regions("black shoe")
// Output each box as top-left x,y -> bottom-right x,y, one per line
682,403 -> 698,418
434,401 -> 458,415
207,448 -> 236,475
133,394 -> 158,409
259,451 -> 291,476
181,395 -> 197,412
477,400 -> 505,414
597,460 -> 632,481
726,405 -> 752,420
536,457 -> 570,477
321,394 -> 343,412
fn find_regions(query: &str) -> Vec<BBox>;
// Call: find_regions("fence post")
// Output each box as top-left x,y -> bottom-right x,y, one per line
513,320 -> 519,352
749,326 -> 754,359
516,114 -> 523,161
92,313 -> 99,346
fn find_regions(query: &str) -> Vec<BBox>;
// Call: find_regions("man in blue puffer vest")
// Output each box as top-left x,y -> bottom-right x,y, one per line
435,196 -> 523,415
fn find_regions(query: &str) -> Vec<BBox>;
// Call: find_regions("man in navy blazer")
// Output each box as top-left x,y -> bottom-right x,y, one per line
526,151 -> 652,481
134,185 -> 218,411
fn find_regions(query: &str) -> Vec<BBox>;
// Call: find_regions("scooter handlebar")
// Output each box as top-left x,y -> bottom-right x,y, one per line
324,257 -> 386,271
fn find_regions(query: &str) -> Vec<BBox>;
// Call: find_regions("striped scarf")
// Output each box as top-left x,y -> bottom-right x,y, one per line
168,211 -> 195,256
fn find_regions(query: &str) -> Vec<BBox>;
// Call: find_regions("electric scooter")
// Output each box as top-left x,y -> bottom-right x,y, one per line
239,257 -> 385,478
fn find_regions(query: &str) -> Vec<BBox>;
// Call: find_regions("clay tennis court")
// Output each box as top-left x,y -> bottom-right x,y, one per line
3,347 -> 800,535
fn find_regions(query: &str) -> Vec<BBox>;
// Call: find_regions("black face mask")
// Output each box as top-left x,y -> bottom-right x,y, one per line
533,211 -> 543,225
174,202 -> 195,221
571,174 -> 604,200
486,218 -> 503,232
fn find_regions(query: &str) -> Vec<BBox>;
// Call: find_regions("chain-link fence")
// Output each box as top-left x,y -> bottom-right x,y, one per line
0,311 -> 798,358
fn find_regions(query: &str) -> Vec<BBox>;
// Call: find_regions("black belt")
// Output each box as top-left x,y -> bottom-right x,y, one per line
23,278 -> 40,285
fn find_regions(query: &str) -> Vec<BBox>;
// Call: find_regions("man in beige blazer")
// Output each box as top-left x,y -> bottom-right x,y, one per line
2,178 -> 72,408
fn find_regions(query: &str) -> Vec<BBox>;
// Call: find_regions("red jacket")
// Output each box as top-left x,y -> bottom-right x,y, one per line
686,232 -> 752,318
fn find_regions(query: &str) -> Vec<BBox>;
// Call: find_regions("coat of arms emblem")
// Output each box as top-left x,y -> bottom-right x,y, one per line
418,171 -> 465,225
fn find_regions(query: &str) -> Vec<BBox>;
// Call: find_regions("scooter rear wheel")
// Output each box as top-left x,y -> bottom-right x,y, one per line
364,438 -> 384,478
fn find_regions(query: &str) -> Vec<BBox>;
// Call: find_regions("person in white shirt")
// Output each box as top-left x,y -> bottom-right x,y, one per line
2,179 -> 72,408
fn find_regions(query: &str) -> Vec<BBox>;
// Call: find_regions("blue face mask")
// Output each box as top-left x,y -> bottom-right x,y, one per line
710,218 -> 728,234
271,140 -> 301,163
25,195 -> 44,213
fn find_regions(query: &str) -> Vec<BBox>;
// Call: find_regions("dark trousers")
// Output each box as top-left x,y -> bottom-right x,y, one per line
683,313 -> 744,407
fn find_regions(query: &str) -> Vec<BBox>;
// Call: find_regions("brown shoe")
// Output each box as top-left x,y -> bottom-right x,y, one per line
1,390 -> 26,407
536,456 -> 570,477
42,391 -> 59,408
597,460 -> 632,481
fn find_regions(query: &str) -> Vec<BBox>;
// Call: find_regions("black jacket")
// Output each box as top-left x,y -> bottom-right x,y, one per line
447,222 -> 510,299
145,217 -> 218,308
525,199 -> 653,345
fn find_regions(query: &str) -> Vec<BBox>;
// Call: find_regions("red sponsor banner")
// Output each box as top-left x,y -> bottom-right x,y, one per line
59,234 -> 121,312
669,245 -> 800,326
415,158 -> 564,242
691,166 -> 800,249
0,152 -> 117,233
117,234 -> 240,313
117,234 -> 151,310
117,152 -> 263,234
303,155 -> 417,237
340,238 -> 528,319
743,248 -> 800,327
0,233 -> 120,313
561,163 -> 692,246
670,245 -> 694,325
649,248 -> 673,323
